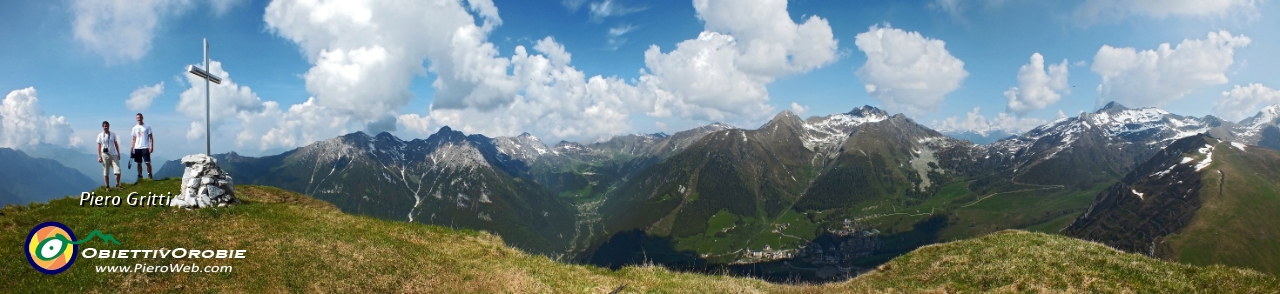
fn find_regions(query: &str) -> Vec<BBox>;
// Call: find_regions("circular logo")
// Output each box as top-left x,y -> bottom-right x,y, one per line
25,222 -> 77,274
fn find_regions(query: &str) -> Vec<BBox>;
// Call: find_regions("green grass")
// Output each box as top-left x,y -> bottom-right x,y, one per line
745,209 -> 819,251
814,178 -> 1098,244
704,209 -> 739,235
673,209 -> 743,257
1024,211 -> 1082,234
4,180 -> 1275,292
1161,141 -> 1280,274
848,230 -> 1277,293
916,181 -> 972,207
938,183 -> 1104,241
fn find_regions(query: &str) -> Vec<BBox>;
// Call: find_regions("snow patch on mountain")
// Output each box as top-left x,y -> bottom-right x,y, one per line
800,106 -> 889,151
493,133 -> 550,162
1086,107 -> 1209,142
1152,164 -> 1176,178
1237,104 -> 1280,138
552,141 -> 589,155
1194,144 -> 1214,171
975,103 -> 1227,169
1249,104 -> 1280,125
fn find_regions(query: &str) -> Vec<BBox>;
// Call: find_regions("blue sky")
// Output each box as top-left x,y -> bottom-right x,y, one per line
1,0 -> 1278,156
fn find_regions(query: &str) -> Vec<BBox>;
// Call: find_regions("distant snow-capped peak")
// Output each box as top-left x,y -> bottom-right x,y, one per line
800,105 -> 890,151
978,103 -> 1216,163
1243,104 -> 1280,127
1233,104 -> 1280,139
493,132 -> 550,161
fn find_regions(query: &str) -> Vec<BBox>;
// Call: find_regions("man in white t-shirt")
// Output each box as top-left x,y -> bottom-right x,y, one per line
130,113 -> 155,182
97,121 -> 122,190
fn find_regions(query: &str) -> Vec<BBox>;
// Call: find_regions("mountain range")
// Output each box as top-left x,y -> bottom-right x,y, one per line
150,102 -> 1280,278
17,143 -> 173,183
0,148 -> 97,206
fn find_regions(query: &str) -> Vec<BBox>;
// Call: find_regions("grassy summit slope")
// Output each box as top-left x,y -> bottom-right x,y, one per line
1164,139 -> 1280,273
1065,135 -> 1280,275
3,180 -> 1274,292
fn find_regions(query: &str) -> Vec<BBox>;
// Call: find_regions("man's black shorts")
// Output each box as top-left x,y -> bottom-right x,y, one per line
132,149 -> 151,163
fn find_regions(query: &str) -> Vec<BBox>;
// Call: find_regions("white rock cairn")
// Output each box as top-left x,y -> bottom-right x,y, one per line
171,154 -> 238,208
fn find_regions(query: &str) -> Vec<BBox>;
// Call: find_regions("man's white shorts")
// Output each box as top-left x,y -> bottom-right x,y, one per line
100,151 -> 121,176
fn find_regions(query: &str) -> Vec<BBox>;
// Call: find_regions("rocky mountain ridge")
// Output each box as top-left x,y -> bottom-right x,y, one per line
150,102 -> 1280,273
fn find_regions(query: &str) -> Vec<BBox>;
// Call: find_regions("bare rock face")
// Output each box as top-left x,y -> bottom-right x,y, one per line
171,154 -> 238,208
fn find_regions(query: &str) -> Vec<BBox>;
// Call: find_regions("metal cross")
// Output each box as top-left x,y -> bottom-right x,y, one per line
187,38 -> 222,156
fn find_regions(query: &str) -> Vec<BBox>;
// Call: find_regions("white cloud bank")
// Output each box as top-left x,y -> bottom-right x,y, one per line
153,0 -> 839,152
932,107 -> 1048,137
172,59 -> 350,151
1214,84 -> 1280,122
1005,53 -> 1069,116
1092,30 -> 1250,108
251,0 -> 837,146
177,61 -> 266,126
855,25 -> 968,115
1,88 -> 77,148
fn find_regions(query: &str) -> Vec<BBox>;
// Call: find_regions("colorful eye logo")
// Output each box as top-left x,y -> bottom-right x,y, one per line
26,222 -> 78,274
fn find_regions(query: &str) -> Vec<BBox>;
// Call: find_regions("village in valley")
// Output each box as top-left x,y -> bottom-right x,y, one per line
738,218 -> 883,268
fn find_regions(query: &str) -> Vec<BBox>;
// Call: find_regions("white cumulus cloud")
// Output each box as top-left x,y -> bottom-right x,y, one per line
933,107 -> 1047,137
1092,30 -> 1250,108
401,37 -> 644,141
233,98 -> 350,151
264,0 -> 544,128
855,25 -> 968,115
1,88 -> 77,148
641,32 -> 773,121
790,102 -> 809,116
177,60 -> 265,124
639,0 -> 839,121
1214,83 -> 1280,122
174,59 -> 348,152
428,38 -> 638,140
126,82 -> 165,111
693,0 -> 839,77
72,0 -> 186,63
265,0 -> 637,142
1005,53 -> 1069,116
71,0 -> 244,63
396,113 -> 432,136
261,0 -> 838,143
